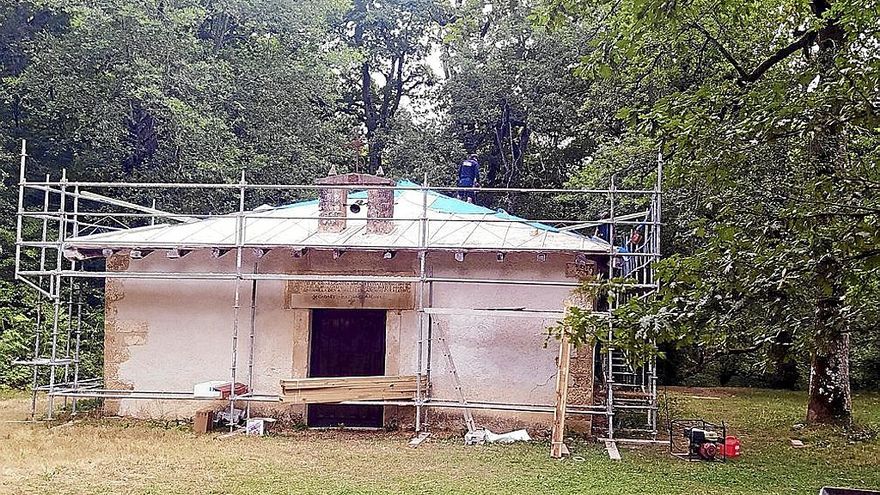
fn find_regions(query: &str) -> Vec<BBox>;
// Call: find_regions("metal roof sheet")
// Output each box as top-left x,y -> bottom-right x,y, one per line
64,182 -> 610,253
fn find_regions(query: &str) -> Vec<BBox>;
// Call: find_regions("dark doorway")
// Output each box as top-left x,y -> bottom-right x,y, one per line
307,309 -> 386,428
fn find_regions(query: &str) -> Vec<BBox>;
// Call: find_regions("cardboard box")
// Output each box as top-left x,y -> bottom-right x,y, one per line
194,409 -> 214,434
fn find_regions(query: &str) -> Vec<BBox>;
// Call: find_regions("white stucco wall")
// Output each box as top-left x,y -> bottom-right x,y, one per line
105,248 -> 593,427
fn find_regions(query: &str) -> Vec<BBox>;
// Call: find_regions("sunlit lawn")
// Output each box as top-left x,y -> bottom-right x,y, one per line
1,387 -> 879,494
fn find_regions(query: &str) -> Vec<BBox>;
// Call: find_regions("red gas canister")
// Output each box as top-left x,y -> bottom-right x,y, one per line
724,436 -> 741,458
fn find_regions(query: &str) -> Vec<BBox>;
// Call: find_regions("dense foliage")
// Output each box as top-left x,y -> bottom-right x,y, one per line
544,0 -> 880,422
1,0 -> 878,424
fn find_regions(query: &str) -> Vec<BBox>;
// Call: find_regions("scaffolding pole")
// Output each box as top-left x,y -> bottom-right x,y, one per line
605,174 -> 617,440
415,175 -> 429,432
28,172 -> 50,420
16,270 -> 659,289
227,171 -> 247,430
62,185 -> 80,412
46,169 -> 68,420
20,178 -> 660,195
246,260 -> 259,421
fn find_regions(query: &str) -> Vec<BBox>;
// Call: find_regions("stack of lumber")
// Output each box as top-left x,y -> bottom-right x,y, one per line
280,375 -> 427,403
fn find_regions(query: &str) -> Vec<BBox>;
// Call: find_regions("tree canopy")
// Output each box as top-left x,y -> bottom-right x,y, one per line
543,0 -> 880,423
0,0 -> 878,425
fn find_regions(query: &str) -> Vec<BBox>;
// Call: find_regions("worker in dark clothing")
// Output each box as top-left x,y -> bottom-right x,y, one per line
593,211 -> 611,242
456,154 -> 480,203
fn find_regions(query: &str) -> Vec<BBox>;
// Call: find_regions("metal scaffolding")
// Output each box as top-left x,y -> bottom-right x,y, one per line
12,139 -> 662,442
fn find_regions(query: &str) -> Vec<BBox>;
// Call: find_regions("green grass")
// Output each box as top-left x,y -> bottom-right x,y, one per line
1,388 -> 879,494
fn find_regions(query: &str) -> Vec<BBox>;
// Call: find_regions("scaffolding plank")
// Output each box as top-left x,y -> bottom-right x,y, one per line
408,432 -> 431,448
281,375 -> 422,389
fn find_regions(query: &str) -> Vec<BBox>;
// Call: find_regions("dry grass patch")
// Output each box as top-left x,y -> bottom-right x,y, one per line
1,389 -> 879,494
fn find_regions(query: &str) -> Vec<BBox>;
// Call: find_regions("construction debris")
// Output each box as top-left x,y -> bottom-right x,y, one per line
464,428 -> 531,445
216,407 -> 245,425
246,417 -> 276,436
194,409 -> 214,434
193,381 -> 227,398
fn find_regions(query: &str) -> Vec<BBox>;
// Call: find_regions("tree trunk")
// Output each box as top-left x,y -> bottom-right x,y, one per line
807,240 -> 851,423
805,210 -> 853,422
367,138 -> 383,175
807,332 -> 852,423
805,131 -> 853,424
804,0 -> 851,425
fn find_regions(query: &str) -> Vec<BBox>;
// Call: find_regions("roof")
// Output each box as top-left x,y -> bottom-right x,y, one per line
63,180 -> 611,254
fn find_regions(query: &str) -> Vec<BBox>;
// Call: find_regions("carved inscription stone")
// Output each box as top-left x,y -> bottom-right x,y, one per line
286,278 -> 414,309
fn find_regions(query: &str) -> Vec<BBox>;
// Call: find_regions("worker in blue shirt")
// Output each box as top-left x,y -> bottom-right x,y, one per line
457,154 -> 480,203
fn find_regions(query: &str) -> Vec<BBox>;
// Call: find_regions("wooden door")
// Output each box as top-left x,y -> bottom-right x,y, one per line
307,309 -> 386,427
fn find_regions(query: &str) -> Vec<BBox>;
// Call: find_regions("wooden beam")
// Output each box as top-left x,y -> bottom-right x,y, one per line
281,375 -> 421,389
550,331 -> 572,459
408,432 -> 431,448
605,440 -> 621,461
280,375 -> 427,404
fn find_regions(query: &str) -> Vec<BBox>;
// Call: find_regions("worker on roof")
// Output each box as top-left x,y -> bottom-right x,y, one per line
456,154 -> 480,203
594,211 -> 611,242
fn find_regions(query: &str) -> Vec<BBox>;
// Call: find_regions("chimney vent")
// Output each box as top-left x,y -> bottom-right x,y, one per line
315,173 -> 396,234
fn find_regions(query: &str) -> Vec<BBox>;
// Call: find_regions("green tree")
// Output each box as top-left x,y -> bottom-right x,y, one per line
0,0 -> 354,386
547,0 -> 880,423
441,0 -> 613,216
339,0 -> 445,174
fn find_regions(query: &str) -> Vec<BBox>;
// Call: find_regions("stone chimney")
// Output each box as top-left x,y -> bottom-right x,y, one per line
315,173 -> 396,234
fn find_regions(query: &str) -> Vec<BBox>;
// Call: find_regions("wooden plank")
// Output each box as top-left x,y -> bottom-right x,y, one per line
409,432 -> 431,448
281,378 -> 418,388
598,437 -> 670,445
281,389 -> 418,404
282,384 -> 421,394
605,440 -> 621,461
281,375 -> 422,389
284,377 -> 421,385
284,386 -> 420,396
282,381 -> 420,391
281,380 -> 425,394
279,375 -> 427,404
436,332 -> 476,433
283,383 -> 423,394
550,331 -> 572,459
284,387 -> 420,397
